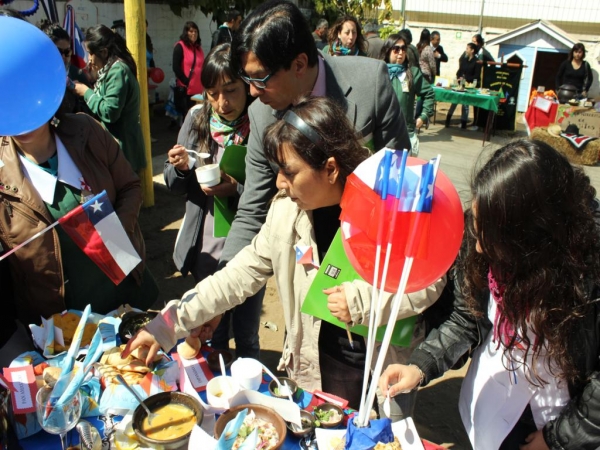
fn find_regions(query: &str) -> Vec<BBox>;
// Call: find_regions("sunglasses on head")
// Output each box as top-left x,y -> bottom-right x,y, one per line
58,47 -> 73,57
391,45 -> 407,53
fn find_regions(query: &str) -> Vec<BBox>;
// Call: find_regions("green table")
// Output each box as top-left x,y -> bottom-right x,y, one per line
433,87 -> 500,144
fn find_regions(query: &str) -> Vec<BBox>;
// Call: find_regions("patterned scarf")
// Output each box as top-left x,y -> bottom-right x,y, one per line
331,40 -> 358,56
387,63 -> 407,80
209,111 -> 250,149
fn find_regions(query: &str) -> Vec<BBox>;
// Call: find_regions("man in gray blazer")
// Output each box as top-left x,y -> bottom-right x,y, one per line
218,0 -> 411,414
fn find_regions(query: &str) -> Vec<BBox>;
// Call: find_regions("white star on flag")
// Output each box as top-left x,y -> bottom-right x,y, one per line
91,201 -> 103,213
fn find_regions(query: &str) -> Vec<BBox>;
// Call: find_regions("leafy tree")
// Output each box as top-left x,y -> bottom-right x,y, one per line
312,0 -> 393,23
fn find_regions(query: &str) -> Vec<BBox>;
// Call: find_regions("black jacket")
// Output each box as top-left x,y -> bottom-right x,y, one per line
411,245 -> 600,449
432,44 -> 448,76
456,54 -> 479,82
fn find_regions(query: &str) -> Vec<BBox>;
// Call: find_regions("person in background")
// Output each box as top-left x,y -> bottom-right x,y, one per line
555,43 -> 593,98
124,96 -> 442,412
164,43 -> 255,357
445,43 -> 478,129
430,30 -> 448,77
73,24 -> 147,173
399,28 -> 420,67
312,18 -> 328,50
472,33 -> 494,63
364,22 -> 384,59
41,22 -> 92,115
173,21 -> 205,119
415,29 -> 436,123
146,20 -> 155,69
381,34 -> 434,156
211,9 -> 242,49
323,15 -> 367,57
380,139 -> 600,450
222,0 -> 411,415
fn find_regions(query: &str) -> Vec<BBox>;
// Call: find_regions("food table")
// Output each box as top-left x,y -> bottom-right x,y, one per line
17,347 -> 444,450
433,87 -> 500,145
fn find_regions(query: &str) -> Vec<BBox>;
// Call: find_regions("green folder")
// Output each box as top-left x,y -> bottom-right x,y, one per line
301,229 -> 416,347
214,144 -> 247,237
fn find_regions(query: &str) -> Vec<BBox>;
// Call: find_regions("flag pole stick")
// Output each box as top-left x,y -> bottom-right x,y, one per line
356,149 -> 393,425
0,221 -> 59,262
357,150 -> 408,426
360,155 -> 441,427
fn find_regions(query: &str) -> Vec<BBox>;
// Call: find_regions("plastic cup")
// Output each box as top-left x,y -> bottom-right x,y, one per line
230,358 -> 263,391
206,376 -> 240,409
195,164 -> 220,187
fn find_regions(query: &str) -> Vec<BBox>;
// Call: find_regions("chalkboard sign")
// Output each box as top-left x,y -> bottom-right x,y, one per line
476,63 -> 523,131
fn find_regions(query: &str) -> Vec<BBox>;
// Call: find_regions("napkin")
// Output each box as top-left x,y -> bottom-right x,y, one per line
345,417 -> 394,450
216,407 -> 248,450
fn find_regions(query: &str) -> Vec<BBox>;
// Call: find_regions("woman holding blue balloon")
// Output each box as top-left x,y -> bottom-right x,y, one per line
0,17 -> 157,329
72,24 -> 146,173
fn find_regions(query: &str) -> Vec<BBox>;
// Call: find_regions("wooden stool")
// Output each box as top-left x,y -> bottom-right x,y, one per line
531,127 -> 600,166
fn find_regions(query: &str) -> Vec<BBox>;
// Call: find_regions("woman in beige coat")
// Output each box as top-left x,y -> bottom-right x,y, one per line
124,96 -> 444,411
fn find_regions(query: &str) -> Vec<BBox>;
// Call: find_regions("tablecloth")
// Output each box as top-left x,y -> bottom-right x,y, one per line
433,87 -> 499,113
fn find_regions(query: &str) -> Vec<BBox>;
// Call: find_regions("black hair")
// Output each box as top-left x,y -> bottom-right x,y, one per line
463,139 -> 600,385
473,33 -> 485,47
381,33 -> 414,90
416,28 -> 431,53
568,43 -> 586,61
466,42 -> 477,53
85,24 -> 137,76
231,0 -> 318,76
431,30 -> 440,39
192,43 -> 251,162
179,21 -> 201,48
226,9 -> 241,23
400,28 -> 412,44
41,22 -> 70,43
264,95 -> 368,186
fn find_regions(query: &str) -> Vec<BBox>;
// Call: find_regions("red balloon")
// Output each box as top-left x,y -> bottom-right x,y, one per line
339,157 -> 464,293
149,67 -> 165,83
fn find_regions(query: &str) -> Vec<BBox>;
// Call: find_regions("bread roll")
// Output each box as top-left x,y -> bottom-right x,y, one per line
43,366 -> 62,387
177,336 -> 201,360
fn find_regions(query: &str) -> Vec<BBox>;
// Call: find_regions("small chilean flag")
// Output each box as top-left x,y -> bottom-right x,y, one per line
58,191 -> 141,284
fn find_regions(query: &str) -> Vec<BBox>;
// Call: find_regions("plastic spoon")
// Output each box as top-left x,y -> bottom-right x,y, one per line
383,390 -> 391,418
283,381 -> 302,431
259,362 -> 285,394
185,149 -> 210,159
115,374 -> 159,425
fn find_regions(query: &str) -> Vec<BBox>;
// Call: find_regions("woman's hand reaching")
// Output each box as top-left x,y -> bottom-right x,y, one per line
379,364 -> 423,396
121,329 -> 162,366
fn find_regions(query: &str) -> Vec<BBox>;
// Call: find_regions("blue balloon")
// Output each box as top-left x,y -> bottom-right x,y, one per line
0,16 -> 67,136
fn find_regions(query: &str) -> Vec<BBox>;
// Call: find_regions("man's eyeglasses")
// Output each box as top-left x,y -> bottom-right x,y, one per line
391,45 -> 407,53
239,71 -> 273,89
58,47 -> 73,57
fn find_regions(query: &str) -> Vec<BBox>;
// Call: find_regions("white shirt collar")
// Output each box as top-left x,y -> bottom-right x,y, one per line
18,135 -> 84,204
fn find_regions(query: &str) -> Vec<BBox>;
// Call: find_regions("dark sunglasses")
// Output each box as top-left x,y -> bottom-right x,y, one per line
58,47 -> 73,57
391,45 -> 407,53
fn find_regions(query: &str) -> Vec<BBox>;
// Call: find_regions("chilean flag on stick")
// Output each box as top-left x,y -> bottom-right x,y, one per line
58,191 -> 141,284
63,5 -> 88,69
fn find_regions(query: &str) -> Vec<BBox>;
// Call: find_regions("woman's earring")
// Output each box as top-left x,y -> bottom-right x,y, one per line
50,116 -> 60,128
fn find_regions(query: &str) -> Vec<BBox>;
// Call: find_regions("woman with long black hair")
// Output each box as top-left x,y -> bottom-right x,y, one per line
73,24 -> 146,173
172,21 -> 205,118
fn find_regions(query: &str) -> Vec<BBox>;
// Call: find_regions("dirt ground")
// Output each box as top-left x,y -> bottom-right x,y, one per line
140,112 -> 472,448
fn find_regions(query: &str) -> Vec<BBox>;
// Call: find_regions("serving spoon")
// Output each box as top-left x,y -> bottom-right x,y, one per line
115,374 -> 159,425
383,390 -> 391,418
